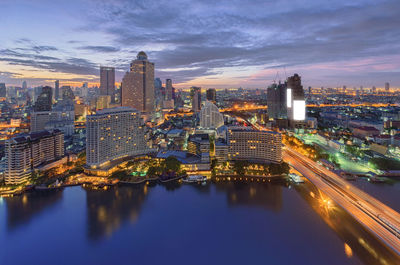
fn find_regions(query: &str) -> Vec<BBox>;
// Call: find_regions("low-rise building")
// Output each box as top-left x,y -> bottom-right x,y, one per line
353,126 -> 380,139
228,128 -> 282,163
5,129 -> 64,185
187,134 -> 210,156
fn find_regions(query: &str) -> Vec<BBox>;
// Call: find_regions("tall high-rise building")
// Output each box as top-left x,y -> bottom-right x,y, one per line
22,81 -> 27,90
154,78 -> 162,90
100,66 -> 115,102
55,80 -> 60,100
121,51 -> 155,112
34,86 -> 52,111
86,107 -> 148,168
206,88 -> 217,103
0,83 -> 6,97
385,82 -> 390,92
166,79 -> 173,100
5,130 -> 64,185
199,101 -> 224,129
190,86 -> 201,112
286,74 -> 305,121
267,82 -> 287,120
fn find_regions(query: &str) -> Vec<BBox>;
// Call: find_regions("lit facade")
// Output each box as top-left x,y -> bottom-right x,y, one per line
228,129 -> 282,163
5,130 -> 64,185
121,51 -> 155,112
86,107 -> 148,168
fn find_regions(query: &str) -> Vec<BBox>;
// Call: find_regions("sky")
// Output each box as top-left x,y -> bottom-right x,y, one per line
0,0 -> 400,89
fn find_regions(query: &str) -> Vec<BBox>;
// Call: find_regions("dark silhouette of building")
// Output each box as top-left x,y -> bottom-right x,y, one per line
206,88 -> 216,103
55,80 -> 59,100
287,73 -> 305,124
0,83 -> 6,97
166,79 -> 174,100
100,66 -> 115,102
34,86 -> 52,111
267,82 -> 287,120
190,86 -> 201,112
61,86 -> 74,101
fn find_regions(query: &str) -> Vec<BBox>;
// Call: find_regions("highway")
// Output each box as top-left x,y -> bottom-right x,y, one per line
284,147 -> 400,256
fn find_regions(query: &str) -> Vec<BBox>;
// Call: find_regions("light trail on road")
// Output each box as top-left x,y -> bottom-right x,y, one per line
284,147 -> 400,256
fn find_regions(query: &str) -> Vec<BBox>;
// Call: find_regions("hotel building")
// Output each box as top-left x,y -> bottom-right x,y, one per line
227,128 -> 282,163
86,107 -> 148,168
5,130 -> 64,185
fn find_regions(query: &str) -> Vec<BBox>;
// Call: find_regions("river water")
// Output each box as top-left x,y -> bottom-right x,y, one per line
1,180 -> 399,265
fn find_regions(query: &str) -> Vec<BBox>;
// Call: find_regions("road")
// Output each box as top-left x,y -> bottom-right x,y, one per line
284,147 -> 400,255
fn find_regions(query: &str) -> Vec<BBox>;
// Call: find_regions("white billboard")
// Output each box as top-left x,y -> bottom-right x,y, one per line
287,88 -> 292,108
293,100 -> 305,120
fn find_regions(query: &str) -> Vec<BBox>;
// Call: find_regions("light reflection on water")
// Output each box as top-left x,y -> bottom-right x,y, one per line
1,180 -> 400,265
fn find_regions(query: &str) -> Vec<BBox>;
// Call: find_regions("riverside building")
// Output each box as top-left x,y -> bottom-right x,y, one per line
86,107 -> 148,169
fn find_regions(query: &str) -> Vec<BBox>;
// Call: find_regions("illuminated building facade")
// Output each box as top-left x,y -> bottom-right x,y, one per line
86,107 -> 147,168
5,130 -> 64,185
228,129 -> 282,163
121,51 -> 155,113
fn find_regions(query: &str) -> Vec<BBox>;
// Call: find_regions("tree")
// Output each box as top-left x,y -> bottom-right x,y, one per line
269,162 -> 290,175
164,156 -> 181,172
233,160 -> 248,176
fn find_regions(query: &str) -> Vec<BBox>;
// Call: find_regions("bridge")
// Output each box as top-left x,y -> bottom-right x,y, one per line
284,147 -> 400,255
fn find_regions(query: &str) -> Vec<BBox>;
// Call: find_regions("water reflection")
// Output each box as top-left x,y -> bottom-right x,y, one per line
214,181 -> 283,212
85,184 -> 148,241
4,190 -> 63,231
2,181 -> 400,265
295,182 -> 400,265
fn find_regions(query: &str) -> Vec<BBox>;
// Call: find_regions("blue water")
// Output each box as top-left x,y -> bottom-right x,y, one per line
1,182 -> 398,265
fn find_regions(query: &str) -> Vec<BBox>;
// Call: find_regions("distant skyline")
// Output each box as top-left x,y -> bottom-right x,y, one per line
0,0 -> 400,88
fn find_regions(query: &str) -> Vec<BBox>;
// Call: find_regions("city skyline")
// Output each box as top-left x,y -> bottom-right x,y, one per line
0,0 -> 400,89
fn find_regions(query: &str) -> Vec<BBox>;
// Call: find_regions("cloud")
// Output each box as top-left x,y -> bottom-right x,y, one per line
1,0 -> 400,87
77,45 -> 120,53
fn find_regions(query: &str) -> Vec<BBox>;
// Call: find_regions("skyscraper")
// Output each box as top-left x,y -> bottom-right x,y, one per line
166,79 -> 173,100
385,82 -> 390,92
100,66 -> 115,101
86,107 -> 148,168
0,83 -> 6,98
267,82 -> 287,119
22,81 -> 27,90
287,73 -> 305,121
34,86 -> 52,111
206,88 -> 217,103
55,80 -> 60,100
190,86 -> 201,112
154,78 -> 162,90
121,51 -> 155,112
